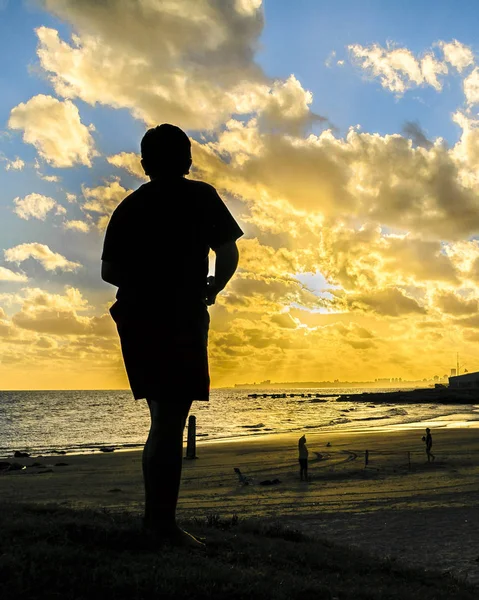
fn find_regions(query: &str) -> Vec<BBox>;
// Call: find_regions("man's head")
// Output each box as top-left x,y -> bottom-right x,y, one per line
426,428 -> 430,433
140,124 -> 192,178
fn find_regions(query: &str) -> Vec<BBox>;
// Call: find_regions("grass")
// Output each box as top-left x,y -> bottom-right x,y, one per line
0,503 -> 476,600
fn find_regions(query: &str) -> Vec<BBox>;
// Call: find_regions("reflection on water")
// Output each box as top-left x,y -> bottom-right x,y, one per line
0,388 -> 478,456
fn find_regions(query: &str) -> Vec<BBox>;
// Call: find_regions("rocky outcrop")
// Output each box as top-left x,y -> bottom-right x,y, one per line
337,387 -> 478,404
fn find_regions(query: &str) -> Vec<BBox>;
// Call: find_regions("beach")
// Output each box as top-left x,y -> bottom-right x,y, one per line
2,427 -> 479,585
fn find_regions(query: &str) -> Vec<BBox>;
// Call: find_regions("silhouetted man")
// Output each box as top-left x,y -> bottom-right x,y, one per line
422,427 -> 435,463
298,434 -> 309,481
101,124 -> 243,546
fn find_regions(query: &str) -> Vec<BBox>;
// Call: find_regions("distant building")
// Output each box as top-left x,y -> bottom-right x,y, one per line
450,368 -> 457,377
449,371 -> 479,389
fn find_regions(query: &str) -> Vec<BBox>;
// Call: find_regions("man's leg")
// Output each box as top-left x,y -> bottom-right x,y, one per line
142,397 -> 194,537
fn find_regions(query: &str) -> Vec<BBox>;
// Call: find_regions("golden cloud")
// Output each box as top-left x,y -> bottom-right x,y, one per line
349,43 -> 448,93
13,193 -> 59,220
82,180 -> 130,215
0,266 -> 28,282
8,94 -> 97,168
4,243 -> 81,272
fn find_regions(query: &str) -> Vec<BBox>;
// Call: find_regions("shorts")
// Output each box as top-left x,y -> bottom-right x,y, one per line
110,300 -> 210,401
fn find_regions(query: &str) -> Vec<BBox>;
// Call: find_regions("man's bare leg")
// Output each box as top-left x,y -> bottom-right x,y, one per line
142,397 -> 203,546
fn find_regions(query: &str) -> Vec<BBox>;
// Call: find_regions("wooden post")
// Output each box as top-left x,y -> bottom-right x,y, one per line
365,449 -> 369,467
185,415 -> 197,459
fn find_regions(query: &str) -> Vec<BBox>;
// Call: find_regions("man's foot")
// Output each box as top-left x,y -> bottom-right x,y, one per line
144,523 -> 205,548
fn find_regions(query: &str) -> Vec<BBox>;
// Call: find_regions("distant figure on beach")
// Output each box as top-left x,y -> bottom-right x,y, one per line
298,434 -> 309,481
101,124 -> 243,547
422,428 -> 435,462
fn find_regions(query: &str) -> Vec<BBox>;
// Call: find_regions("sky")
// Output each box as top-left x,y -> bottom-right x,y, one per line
2,0 -> 479,389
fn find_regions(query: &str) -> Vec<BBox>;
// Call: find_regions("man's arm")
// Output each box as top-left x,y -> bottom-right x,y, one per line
206,241 -> 239,305
101,260 -> 122,287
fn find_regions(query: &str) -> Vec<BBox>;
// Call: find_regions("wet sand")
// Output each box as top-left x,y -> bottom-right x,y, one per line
1,427 -> 479,584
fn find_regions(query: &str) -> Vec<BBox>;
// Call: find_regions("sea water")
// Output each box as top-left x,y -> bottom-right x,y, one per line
1,388 -> 479,457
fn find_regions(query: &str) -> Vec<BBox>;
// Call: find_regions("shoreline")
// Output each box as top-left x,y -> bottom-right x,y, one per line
2,412 -> 479,459
2,426 -> 478,509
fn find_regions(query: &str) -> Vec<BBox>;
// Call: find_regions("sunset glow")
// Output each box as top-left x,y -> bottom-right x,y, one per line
2,0 -> 479,389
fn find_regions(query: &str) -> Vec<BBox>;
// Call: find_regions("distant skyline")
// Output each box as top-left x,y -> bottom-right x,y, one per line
2,1 -> 479,389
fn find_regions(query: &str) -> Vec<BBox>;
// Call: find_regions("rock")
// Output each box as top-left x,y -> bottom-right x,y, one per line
37,469 -> 54,474
0,462 -> 11,471
100,446 -> 115,452
14,451 -> 30,458
8,462 -> 26,471
54,462 -> 69,467
326,442 -> 331,447
108,488 -> 122,493
51,450 -> 67,455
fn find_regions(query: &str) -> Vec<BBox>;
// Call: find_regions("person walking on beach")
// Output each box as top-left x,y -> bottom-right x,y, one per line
101,124 -> 243,547
298,434 -> 309,481
422,428 -> 435,462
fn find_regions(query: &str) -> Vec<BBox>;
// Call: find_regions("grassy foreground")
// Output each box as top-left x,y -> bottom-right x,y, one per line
0,504 -> 476,600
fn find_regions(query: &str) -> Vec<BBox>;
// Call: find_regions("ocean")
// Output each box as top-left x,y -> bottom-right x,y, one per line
1,387 -> 479,457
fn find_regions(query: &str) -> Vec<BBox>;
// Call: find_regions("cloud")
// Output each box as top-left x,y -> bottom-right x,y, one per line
402,121 -> 433,149
346,339 -> 375,350
3,157 -> 25,171
13,193 -> 58,220
258,75 -> 323,133
463,67 -> 479,105
454,314 -> 479,328
36,1 -> 320,132
4,243 -> 81,272
8,94 -> 97,167
349,43 -> 447,94
325,51 -> 336,68
66,192 -> 77,203
82,180 -> 129,215
107,152 -> 147,180
195,119 -> 479,240
439,39 -> 474,72
270,312 -> 299,329
333,287 -> 426,317
433,291 -> 478,315
9,286 -> 116,337
63,219 -> 90,233
0,266 -> 28,282
40,173 -> 61,182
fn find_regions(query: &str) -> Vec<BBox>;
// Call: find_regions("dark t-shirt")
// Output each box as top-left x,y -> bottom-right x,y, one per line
101,177 -> 243,307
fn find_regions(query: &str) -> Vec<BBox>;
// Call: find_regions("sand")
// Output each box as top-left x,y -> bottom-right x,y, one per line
2,427 -> 479,585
